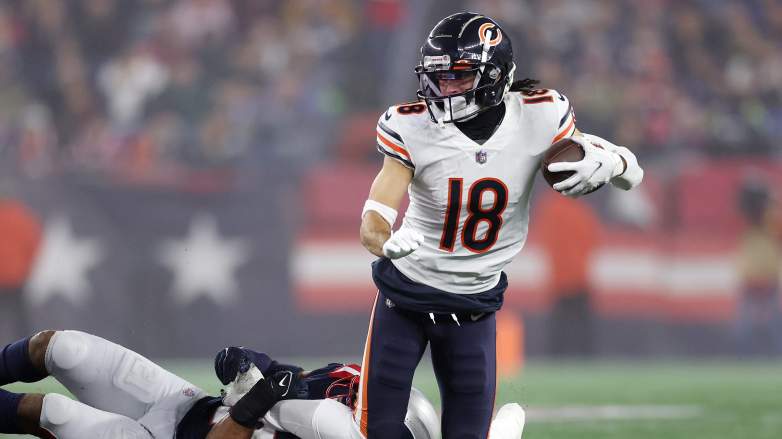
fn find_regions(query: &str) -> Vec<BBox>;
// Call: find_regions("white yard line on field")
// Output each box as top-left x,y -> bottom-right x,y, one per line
527,405 -> 703,422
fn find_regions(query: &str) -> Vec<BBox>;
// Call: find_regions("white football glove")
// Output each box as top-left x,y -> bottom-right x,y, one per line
547,135 -> 624,197
221,364 -> 264,407
382,227 -> 424,259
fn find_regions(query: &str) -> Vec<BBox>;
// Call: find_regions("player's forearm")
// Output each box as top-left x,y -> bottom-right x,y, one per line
360,211 -> 391,257
208,376 -> 280,439
361,156 -> 413,257
206,417 -> 254,439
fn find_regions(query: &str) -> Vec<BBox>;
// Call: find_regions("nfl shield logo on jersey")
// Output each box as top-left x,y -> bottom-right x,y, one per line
475,150 -> 488,164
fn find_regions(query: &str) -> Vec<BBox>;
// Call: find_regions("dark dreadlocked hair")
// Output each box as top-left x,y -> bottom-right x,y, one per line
509,78 -> 540,93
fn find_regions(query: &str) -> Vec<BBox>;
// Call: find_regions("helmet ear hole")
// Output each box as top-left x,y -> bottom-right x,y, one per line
476,88 -> 495,107
487,66 -> 500,81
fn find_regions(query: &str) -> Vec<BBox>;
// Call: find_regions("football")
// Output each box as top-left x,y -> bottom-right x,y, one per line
540,138 -> 604,194
540,138 -> 585,187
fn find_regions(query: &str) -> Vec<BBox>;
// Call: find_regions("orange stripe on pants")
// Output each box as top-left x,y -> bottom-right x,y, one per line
354,293 -> 379,437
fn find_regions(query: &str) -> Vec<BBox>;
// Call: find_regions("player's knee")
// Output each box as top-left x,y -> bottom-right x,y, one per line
47,330 -> 90,372
40,393 -> 77,426
28,330 -> 57,372
15,393 -> 46,426
445,351 -> 489,394
41,393 -> 152,439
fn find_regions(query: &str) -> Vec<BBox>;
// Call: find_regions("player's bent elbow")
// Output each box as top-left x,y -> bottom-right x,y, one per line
359,230 -> 373,254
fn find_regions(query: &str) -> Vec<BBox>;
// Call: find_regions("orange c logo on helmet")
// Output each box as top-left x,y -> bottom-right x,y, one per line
478,23 -> 502,47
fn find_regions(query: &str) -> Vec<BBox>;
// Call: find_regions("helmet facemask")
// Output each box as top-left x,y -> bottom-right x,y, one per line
416,62 -> 505,123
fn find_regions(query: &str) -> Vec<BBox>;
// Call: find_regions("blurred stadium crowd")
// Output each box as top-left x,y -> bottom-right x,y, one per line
0,0 -> 780,183
0,0 -> 362,181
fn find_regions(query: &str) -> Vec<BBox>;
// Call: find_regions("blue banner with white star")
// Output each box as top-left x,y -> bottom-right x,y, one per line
13,174 -> 369,358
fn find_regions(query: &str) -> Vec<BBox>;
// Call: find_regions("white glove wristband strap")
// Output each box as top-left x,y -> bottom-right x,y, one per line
610,151 -> 625,178
613,151 -> 628,177
362,199 -> 398,227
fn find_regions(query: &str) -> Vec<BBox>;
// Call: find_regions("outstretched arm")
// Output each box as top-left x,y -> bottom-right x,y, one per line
206,374 -> 281,439
208,347 -> 307,439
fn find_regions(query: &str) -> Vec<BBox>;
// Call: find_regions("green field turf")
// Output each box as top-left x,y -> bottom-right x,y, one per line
4,359 -> 782,438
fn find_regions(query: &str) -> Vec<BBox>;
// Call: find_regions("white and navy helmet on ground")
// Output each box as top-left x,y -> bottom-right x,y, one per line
415,12 -> 516,123
404,387 -> 441,439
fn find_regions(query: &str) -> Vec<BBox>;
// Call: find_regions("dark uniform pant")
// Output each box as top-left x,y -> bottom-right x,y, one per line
355,294 -> 497,439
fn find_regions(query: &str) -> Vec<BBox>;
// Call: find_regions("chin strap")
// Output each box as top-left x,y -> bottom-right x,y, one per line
504,62 -> 516,94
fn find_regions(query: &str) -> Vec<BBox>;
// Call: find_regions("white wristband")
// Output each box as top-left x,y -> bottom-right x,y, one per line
362,199 -> 398,227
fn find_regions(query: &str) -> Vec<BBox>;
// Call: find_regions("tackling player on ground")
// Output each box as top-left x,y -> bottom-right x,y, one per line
0,330 -> 524,438
0,330 -> 443,439
358,12 -> 643,438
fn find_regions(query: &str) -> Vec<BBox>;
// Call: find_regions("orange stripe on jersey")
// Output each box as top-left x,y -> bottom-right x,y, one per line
376,131 -> 411,160
552,114 -> 576,143
523,96 -> 553,104
355,293 -> 379,437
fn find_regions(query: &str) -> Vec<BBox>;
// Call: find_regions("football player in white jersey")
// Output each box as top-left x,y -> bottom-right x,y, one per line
358,12 -> 643,439
0,330 -> 447,439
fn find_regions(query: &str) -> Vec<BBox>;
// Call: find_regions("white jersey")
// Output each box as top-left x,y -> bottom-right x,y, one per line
376,89 -> 576,294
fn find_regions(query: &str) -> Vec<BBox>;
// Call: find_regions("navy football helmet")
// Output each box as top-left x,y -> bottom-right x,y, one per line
415,12 -> 516,123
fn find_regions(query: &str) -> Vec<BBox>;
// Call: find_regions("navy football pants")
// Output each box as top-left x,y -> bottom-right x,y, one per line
355,294 -> 496,438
